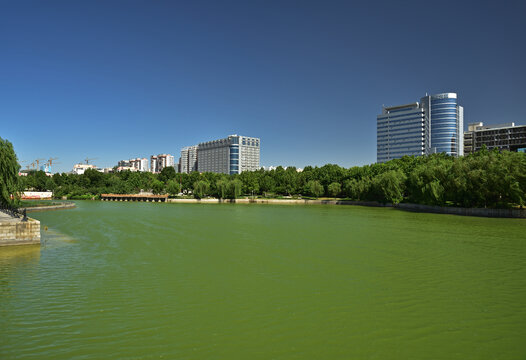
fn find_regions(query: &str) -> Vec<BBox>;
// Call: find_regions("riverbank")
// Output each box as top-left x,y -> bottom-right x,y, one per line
166,198 -> 526,218
0,212 -> 40,246
21,202 -> 76,212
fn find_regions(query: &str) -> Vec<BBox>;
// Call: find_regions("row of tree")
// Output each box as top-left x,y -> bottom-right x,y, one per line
15,147 -> 526,208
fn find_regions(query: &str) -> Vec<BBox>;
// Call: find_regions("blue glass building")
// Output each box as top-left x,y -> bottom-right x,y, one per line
377,93 -> 464,163
421,93 -> 464,157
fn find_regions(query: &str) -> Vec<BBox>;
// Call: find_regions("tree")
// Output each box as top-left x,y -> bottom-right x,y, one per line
166,180 -> 181,196
34,170 -> 49,191
305,180 -> 324,198
229,179 -> 243,199
328,182 -> 341,197
373,169 -> 406,204
151,179 -> 164,195
159,166 -> 176,183
0,137 -> 21,206
193,180 -> 210,199
216,179 -> 229,199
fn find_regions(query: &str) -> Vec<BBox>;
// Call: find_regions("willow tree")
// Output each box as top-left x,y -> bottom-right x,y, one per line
0,137 -> 21,206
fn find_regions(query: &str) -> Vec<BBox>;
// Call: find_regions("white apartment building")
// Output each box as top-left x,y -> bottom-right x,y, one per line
197,135 -> 260,175
180,146 -> 198,174
150,154 -> 175,173
129,158 -> 148,172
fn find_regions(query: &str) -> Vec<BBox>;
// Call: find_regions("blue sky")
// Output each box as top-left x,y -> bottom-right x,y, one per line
2,0 -> 525,173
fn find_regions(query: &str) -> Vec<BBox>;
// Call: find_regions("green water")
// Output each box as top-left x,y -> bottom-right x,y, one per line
1,201 -> 525,359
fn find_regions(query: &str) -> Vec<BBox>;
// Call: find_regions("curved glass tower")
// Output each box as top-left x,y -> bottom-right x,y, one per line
377,92 -> 464,163
421,93 -> 464,157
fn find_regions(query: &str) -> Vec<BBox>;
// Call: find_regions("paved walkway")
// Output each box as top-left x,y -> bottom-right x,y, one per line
0,211 -> 22,224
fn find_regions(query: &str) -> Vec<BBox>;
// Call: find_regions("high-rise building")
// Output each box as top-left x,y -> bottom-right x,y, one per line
377,93 -> 464,163
377,103 -> 427,163
197,135 -> 260,175
180,146 -> 198,174
129,158 -> 148,172
150,154 -> 175,173
464,122 -> 526,154
118,160 -> 131,167
150,155 -> 158,173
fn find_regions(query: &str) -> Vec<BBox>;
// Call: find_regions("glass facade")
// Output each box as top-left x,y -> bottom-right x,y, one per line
377,103 -> 426,163
229,145 -> 239,175
377,93 -> 463,163
427,93 -> 461,156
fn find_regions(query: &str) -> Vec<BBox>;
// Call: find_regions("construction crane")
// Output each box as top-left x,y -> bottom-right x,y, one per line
34,158 -> 45,170
47,157 -> 59,167
84,157 -> 98,165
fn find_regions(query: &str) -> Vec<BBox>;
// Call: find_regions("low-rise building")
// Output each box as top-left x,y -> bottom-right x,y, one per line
464,122 -> 526,154
72,164 -> 97,175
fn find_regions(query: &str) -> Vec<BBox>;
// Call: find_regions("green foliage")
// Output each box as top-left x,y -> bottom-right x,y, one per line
14,149 -> 526,209
328,182 -> 341,197
0,137 -> 21,206
166,180 -> 182,196
229,179 -> 243,199
193,180 -> 210,199
159,166 -> 176,183
372,169 -> 406,204
151,180 -> 164,195
305,180 -> 324,198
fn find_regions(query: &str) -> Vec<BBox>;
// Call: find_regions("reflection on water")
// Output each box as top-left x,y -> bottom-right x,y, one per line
0,244 -> 41,268
1,201 -> 525,360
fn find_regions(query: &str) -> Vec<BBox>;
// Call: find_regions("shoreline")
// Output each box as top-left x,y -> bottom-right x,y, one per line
21,202 -> 76,212
163,198 -> 526,219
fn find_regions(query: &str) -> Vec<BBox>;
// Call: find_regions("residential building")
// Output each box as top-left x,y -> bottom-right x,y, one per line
150,154 -> 175,173
197,135 -> 260,175
72,164 -> 97,175
129,158 -> 148,172
116,166 -> 138,172
464,122 -> 526,154
180,145 -> 198,174
150,155 -> 158,173
377,93 -> 464,163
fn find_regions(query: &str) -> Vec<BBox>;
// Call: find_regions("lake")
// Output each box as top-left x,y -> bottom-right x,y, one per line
1,201 -> 525,359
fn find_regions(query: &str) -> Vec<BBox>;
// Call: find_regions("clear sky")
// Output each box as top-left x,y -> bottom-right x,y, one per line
2,0 -> 525,173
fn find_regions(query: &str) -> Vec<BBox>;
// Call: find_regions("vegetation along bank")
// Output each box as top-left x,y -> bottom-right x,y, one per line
19,148 -> 526,210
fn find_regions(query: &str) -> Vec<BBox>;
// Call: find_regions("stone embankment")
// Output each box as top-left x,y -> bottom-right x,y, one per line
166,198 -> 526,218
168,198 -> 390,207
22,202 -> 76,212
396,203 -> 526,218
0,212 -> 40,246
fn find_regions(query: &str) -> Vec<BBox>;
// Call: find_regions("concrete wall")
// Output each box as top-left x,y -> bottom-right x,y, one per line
0,219 -> 41,246
396,203 -> 526,219
23,202 -> 76,212
166,198 -> 526,218
167,198 -> 390,207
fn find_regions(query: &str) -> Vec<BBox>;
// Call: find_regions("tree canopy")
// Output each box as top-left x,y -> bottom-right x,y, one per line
0,137 -> 21,206
17,149 -> 526,209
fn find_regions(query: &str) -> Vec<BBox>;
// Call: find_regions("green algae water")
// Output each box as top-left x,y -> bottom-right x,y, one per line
1,201 -> 526,359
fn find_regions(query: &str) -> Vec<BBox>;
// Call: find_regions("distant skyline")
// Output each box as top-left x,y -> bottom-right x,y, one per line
2,1 -> 525,173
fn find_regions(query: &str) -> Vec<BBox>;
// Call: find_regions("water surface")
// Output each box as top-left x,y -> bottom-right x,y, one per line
1,201 -> 525,359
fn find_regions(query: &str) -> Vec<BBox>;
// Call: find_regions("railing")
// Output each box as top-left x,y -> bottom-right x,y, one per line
0,203 -> 28,221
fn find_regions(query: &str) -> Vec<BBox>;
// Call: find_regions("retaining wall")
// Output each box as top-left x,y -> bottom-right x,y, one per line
167,198 -> 391,206
166,198 -> 525,218
396,203 -> 526,218
23,202 -> 76,212
0,218 -> 41,246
